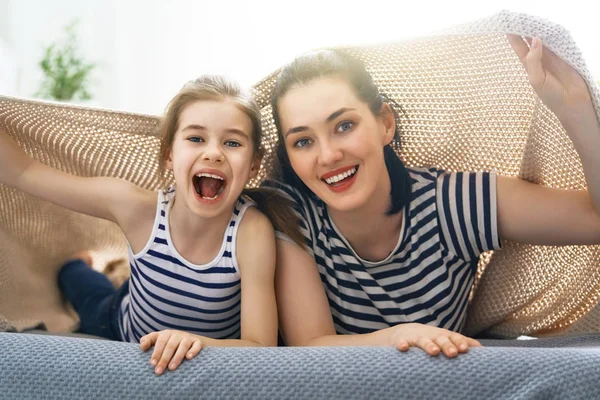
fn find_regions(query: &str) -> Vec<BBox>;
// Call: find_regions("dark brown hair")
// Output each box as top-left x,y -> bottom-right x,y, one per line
269,50 -> 411,215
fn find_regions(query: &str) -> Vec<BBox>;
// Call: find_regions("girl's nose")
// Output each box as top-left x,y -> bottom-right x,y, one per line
202,145 -> 224,163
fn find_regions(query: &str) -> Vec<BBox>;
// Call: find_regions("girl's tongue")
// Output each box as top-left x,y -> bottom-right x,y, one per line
194,176 -> 225,199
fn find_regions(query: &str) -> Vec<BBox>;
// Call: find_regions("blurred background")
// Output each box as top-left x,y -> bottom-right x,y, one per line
0,0 -> 598,115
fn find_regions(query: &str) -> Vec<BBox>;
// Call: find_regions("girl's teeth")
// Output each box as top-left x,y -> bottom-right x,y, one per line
196,173 -> 224,180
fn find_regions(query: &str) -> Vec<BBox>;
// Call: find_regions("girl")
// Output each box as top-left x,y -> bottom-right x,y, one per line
0,75 -> 301,375
263,35 -> 600,357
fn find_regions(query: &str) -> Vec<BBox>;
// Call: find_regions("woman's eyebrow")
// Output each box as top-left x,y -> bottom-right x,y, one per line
285,107 -> 356,138
326,107 -> 355,123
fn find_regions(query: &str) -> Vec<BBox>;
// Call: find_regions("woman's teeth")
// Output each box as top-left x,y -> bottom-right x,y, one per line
324,167 -> 357,185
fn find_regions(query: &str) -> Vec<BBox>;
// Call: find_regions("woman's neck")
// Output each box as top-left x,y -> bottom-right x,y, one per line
327,172 -> 404,262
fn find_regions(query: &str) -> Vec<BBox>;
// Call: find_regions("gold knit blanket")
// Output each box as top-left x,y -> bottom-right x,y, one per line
1,10 -> 599,338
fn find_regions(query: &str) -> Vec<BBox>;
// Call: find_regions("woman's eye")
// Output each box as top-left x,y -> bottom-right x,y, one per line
188,136 -> 204,143
336,121 -> 354,133
225,140 -> 241,147
293,138 -> 312,148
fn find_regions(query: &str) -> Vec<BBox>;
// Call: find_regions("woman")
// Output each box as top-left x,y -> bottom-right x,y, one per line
263,35 -> 600,357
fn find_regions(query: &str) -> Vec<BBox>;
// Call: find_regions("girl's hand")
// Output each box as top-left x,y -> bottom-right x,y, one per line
507,34 -> 593,124
140,330 -> 204,375
387,323 -> 481,358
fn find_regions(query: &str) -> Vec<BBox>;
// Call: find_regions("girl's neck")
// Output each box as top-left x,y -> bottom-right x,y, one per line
327,171 -> 404,262
168,196 -> 233,265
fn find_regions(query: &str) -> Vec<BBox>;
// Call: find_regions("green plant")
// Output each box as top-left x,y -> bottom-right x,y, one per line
36,21 -> 96,101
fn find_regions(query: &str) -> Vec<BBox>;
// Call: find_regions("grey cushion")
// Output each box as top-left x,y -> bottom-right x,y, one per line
2,332 -> 600,399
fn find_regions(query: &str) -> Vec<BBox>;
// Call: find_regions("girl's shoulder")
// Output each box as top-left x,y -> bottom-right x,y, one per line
260,179 -> 319,210
237,205 -> 272,236
235,205 -> 275,262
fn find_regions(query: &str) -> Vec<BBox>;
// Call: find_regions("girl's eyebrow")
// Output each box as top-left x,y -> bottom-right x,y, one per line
226,129 -> 250,139
285,107 -> 356,138
181,124 -> 206,132
181,125 -> 249,139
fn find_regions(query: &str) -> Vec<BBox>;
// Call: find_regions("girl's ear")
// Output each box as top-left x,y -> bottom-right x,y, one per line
380,103 -> 396,146
249,156 -> 261,179
164,149 -> 174,171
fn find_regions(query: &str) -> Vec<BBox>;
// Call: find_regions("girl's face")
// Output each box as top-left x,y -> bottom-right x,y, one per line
165,99 -> 260,217
277,77 -> 395,213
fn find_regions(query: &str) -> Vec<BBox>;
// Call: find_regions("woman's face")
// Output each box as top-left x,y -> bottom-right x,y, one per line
277,76 -> 395,212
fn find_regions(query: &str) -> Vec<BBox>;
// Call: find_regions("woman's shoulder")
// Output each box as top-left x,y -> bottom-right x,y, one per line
405,166 -> 446,191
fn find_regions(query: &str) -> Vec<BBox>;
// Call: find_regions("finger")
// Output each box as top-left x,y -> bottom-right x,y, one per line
395,338 -> 410,352
168,338 -> 194,371
155,335 -> 180,375
507,34 -> 529,63
467,337 -> 482,348
434,336 -> 458,358
524,37 -> 546,90
186,339 -> 204,360
416,337 -> 440,356
139,332 -> 159,352
150,332 -> 172,370
449,334 -> 469,353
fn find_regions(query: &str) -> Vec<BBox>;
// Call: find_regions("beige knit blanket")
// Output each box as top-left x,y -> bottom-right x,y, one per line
1,10 -> 599,338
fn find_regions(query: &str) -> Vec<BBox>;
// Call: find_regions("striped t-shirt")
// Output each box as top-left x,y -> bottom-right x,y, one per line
118,187 -> 253,343
263,167 -> 500,334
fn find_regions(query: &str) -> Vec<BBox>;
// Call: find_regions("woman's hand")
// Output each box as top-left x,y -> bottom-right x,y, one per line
508,34 -> 593,124
387,323 -> 481,358
140,330 -> 204,375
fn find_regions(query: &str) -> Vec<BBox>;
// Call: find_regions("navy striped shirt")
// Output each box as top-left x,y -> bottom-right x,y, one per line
118,187 -> 254,343
263,167 -> 500,334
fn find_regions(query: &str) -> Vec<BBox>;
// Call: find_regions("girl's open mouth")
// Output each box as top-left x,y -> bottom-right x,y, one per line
193,173 -> 227,201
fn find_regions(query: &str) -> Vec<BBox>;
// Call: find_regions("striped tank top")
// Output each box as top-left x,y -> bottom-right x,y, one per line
263,167 -> 501,334
118,187 -> 254,343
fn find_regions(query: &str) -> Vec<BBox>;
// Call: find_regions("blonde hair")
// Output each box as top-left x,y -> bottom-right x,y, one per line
157,74 -> 304,246
158,75 -> 263,172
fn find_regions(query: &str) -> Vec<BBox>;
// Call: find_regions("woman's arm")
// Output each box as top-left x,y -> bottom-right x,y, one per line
497,176 -> 600,244
499,36 -> 600,244
275,239 -> 479,352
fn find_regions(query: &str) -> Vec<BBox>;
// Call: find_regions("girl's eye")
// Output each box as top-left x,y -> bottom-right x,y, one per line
188,136 -> 204,143
225,140 -> 241,147
336,121 -> 354,133
293,138 -> 312,148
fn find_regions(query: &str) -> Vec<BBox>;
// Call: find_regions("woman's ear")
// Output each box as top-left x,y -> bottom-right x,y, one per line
380,102 -> 397,146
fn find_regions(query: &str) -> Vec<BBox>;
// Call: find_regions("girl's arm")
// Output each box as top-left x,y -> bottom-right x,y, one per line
231,207 -> 278,347
140,207 -> 278,375
0,128 -> 153,231
498,36 -> 600,244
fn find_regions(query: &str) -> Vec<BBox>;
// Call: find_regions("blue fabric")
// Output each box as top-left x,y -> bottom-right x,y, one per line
2,332 -> 600,399
58,259 -> 128,340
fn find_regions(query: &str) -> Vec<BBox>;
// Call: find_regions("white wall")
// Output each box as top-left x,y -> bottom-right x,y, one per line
1,0 -> 599,115
0,0 -> 118,106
